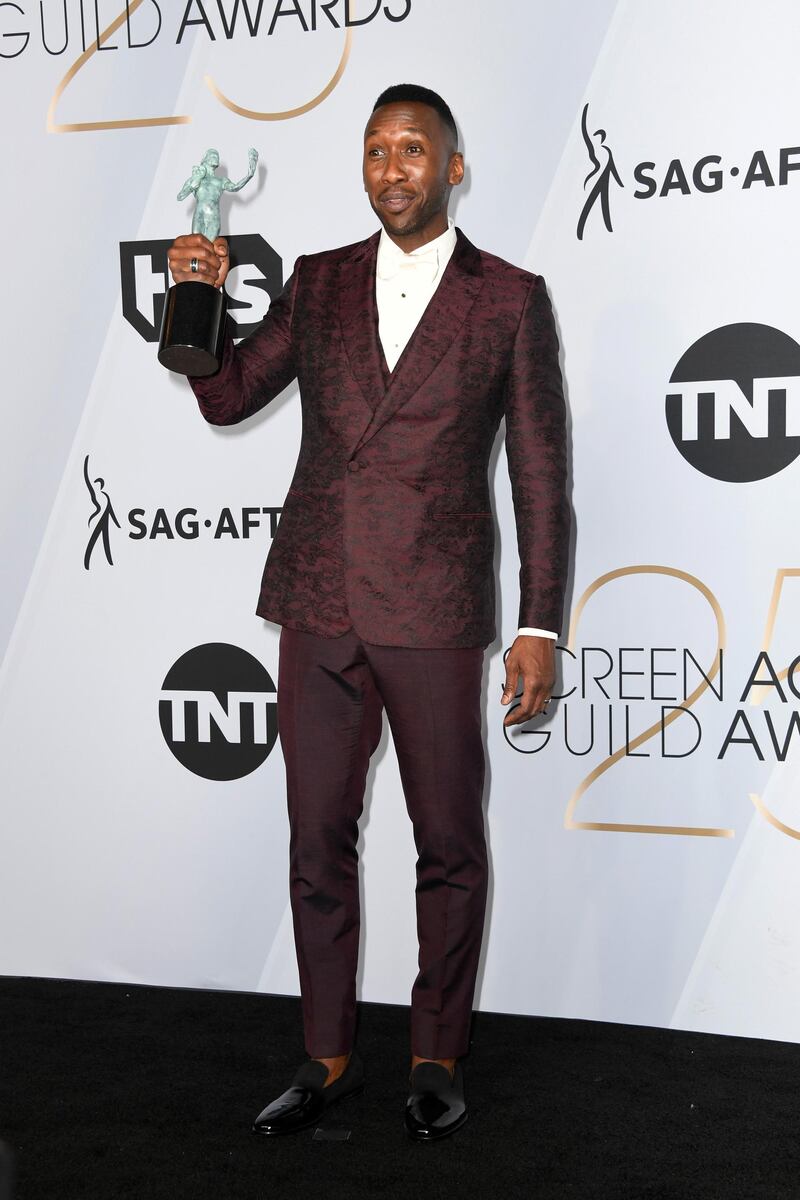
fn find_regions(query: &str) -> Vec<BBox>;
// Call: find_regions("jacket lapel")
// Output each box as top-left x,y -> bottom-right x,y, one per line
338,232 -> 385,413
353,229 -> 484,452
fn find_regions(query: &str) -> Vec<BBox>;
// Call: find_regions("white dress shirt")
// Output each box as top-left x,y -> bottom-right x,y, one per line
374,220 -> 557,643
376,218 -> 459,371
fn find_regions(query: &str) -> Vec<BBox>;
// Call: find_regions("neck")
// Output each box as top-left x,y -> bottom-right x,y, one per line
384,212 -> 450,254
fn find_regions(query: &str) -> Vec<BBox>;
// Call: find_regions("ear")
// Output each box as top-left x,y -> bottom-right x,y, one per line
448,152 -> 465,187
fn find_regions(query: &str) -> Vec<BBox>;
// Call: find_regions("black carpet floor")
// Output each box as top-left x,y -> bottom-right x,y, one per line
2,977 -> 800,1200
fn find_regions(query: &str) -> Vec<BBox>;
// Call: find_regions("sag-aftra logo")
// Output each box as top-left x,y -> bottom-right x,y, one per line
81,455 -> 284,571
577,102 -> 800,239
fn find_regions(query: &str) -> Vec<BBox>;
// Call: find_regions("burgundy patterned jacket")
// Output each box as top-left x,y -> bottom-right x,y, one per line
190,228 -> 569,648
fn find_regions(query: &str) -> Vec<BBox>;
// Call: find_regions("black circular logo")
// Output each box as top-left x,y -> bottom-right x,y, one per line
159,643 -> 278,781
665,323 -> 800,482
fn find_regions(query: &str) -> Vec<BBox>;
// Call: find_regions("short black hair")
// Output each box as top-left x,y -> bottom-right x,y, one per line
372,84 -> 459,148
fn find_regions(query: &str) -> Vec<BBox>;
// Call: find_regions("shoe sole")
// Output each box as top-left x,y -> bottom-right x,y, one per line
252,1082 -> 365,1137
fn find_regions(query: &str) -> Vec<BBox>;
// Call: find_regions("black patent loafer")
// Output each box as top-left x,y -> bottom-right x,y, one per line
405,1061 -> 467,1141
252,1053 -> 364,1136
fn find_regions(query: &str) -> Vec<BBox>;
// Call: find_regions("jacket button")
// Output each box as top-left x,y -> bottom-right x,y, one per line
347,460 -> 359,473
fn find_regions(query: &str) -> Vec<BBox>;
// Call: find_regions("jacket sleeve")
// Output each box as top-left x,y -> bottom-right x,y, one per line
504,274 -> 570,635
188,257 -> 302,426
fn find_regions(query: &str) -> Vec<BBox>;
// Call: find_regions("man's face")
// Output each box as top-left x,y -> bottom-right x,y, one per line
363,101 -> 464,250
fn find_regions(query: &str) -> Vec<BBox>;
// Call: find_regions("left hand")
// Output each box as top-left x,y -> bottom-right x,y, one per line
501,636 -> 555,727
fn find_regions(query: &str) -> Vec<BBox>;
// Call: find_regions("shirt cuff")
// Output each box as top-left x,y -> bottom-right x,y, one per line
517,628 -> 558,640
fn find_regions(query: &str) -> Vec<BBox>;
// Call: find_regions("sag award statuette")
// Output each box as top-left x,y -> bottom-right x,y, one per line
158,147 -> 259,376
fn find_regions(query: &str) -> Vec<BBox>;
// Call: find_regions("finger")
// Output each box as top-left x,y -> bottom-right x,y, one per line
212,238 -> 230,288
503,703 -> 522,728
216,256 -> 230,289
501,654 -> 519,705
504,702 -> 536,728
181,254 -> 216,276
504,682 -> 553,726
169,241 -> 218,267
167,235 -> 217,269
506,682 -> 538,725
170,233 -> 215,255
184,233 -> 216,251
169,263 -> 218,284
168,245 -> 221,285
504,702 -> 545,728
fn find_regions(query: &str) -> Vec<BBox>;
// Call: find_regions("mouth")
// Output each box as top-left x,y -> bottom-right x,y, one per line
379,191 -> 416,214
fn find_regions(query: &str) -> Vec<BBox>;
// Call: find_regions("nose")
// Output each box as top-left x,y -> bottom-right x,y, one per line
381,148 -> 407,184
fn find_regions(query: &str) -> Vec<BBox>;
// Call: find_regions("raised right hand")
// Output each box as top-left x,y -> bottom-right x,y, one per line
167,234 -> 230,288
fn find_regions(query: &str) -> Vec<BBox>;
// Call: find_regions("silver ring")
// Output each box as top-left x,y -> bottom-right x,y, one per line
190,257 -> 199,273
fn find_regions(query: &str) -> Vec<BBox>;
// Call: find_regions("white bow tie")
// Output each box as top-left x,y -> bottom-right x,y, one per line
378,245 -> 440,284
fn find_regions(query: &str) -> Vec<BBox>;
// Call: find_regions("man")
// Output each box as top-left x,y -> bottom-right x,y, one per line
168,83 -> 569,1141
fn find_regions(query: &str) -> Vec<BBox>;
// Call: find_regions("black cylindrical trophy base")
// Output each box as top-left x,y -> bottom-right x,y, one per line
158,282 -> 226,377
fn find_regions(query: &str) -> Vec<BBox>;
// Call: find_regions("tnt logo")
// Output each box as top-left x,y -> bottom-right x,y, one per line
120,234 -> 283,343
666,323 -> 800,482
159,643 -> 278,780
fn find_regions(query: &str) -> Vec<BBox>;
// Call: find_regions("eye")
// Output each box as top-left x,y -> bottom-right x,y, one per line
367,147 -> 385,158
406,143 -> 424,154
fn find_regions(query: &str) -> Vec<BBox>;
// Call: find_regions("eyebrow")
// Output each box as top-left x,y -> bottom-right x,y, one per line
365,125 -> 431,139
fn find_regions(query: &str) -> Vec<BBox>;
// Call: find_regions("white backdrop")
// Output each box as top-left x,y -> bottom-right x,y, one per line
2,0 -> 800,1042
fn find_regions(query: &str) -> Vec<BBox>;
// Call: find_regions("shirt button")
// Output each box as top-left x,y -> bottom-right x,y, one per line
347,460 -> 359,473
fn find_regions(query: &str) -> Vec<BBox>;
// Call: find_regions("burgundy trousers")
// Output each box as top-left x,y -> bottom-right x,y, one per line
277,626 -> 488,1060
